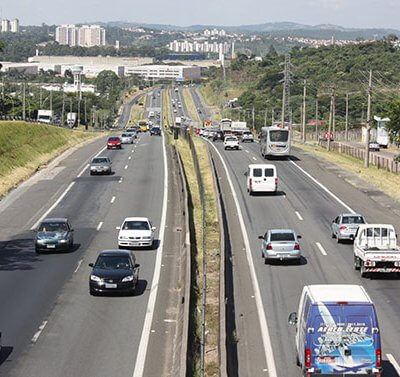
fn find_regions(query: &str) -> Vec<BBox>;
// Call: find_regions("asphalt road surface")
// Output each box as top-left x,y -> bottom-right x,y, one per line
191,87 -> 400,377
0,88 -> 186,377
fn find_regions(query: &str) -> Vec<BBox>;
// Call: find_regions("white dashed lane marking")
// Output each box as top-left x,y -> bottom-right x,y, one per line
96,222 -> 103,231
316,242 -> 327,256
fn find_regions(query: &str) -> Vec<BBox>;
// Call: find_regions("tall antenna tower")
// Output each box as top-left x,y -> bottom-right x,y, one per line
280,53 -> 293,127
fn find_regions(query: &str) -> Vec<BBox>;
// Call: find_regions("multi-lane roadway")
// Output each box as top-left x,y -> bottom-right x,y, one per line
188,86 -> 400,377
0,89 -> 187,377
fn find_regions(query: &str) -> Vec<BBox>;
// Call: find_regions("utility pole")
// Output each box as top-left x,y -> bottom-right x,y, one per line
332,89 -> 336,137
50,90 -> 53,113
22,83 -> 26,120
302,80 -> 307,142
364,70 -> 373,168
84,97 -> 87,129
327,87 -> 335,151
77,95 -> 81,128
39,87 -> 42,107
252,107 -> 255,131
345,93 -> 349,141
271,107 -> 274,124
61,91 -> 65,126
315,95 -> 319,139
280,54 -> 293,128
264,109 -> 267,127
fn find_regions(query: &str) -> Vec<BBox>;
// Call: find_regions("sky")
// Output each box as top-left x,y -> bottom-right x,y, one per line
1,0 -> 400,29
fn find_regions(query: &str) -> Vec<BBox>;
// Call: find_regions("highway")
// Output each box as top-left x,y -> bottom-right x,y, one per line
0,88 -> 187,377
189,87 -> 400,377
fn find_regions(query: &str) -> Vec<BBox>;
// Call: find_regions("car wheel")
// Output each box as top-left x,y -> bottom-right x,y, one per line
336,235 -> 341,244
360,262 -> 368,278
90,289 -> 97,296
90,171 -> 93,176
296,353 -> 301,367
35,247 -> 41,254
264,258 -> 269,265
354,255 -> 361,270
331,232 -> 336,239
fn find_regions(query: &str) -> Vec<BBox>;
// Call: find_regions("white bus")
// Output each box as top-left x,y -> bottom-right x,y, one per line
260,126 -> 291,158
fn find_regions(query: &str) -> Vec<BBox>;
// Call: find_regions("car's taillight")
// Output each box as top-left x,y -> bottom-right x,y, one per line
266,243 -> 273,250
275,178 -> 278,185
376,349 -> 382,368
249,178 -> 252,191
340,226 -> 347,231
294,243 -> 300,250
305,349 -> 312,368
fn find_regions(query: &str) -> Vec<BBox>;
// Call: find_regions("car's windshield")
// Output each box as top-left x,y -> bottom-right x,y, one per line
342,216 -> 365,224
122,221 -> 150,230
108,137 -> 120,141
92,158 -> 108,164
270,232 -> 295,241
95,256 -> 132,270
39,222 -> 68,232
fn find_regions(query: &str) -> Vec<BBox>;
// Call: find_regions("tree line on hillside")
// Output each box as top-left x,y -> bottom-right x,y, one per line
206,39 -> 400,143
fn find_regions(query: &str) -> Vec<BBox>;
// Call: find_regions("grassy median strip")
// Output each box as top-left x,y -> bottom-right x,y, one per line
0,121 -> 99,197
176,136 -> 220,377
294,141 -> 400,202
182,88 -> 202,126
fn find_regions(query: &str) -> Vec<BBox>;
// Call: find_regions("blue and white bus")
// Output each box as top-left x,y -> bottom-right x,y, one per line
260,126 -> 291,158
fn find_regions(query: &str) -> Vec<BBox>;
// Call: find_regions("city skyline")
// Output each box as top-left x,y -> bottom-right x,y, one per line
1,0 -> 400,30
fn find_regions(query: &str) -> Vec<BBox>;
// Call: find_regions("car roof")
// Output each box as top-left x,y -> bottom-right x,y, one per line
123,217 -> 150,222
340,213 -> 364,217
42,218 -> 68,223
248,164 -> 276,169
269,229 -> 295,233
98,249 -> 135,257
92,156 -> 109,160
305,284 -> 372,304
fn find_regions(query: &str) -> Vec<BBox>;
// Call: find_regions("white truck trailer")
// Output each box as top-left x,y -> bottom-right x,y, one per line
67,112 -> 77,128
353,224 -> 400,277
37,110 -> 54,124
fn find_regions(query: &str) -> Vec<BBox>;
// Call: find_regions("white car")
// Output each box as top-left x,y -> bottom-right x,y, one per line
224,135 -> 240,150
118,217 -> 156,249
121,133 -> 134,144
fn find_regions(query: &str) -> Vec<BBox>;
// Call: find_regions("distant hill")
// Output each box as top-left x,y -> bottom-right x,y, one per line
100,21 -> 400,40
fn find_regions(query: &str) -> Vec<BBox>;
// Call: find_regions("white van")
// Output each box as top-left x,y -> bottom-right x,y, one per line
288,285 -> 382,376
246,164 -> 277,195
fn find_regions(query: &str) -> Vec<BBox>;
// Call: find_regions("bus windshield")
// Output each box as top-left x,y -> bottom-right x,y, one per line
269,130 -> 289,142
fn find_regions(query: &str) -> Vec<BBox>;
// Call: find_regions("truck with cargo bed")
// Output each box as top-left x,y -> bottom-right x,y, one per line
353,224 -> 400,277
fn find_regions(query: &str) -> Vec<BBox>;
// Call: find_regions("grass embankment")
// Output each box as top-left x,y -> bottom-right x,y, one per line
0,121 -> 99,197
176,137 -> 220,377
182,88 -> 202,125
199,82 -> 245,121
294,141 -> 400,202
129,98 -> 145,125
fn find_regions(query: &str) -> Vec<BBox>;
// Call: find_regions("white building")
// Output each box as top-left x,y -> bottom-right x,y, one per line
10,19 -> 19,33
1,19 -> 10,33
56,24 -> 106,47
125,65 -> 201,81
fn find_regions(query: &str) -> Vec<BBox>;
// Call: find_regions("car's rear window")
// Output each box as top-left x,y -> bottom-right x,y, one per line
123,221 -> 150,230
108,137 -> 120,141
270,232 -> 295,241
265,168 -> 275,177
226,137 -> 237,141
253,168 -> 262,177
342,216 -> 365,224
121,134 -> 130,137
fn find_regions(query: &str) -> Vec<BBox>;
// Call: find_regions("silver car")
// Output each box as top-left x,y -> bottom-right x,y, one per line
259,229 -> 301,264
331,213 -> 366,243
121,133 -> 134,144
90,156 -> 112,175
241,132 -> 254,142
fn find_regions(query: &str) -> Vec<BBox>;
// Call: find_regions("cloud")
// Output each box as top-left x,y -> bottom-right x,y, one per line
306,0 -> 345,10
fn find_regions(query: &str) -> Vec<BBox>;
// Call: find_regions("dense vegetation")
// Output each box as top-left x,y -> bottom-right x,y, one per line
205,39 -> 400,141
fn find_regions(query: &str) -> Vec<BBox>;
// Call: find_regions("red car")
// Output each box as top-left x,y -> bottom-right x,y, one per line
107,137 -> 122,149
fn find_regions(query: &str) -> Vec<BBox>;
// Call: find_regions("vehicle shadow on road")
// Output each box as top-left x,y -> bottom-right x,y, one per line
382,360 -> 399,377
0,346 -> 13,366
250,190 -> 286,197
265,256 -> 307,266
0,238 -> 39,271
77,175 -> 121,182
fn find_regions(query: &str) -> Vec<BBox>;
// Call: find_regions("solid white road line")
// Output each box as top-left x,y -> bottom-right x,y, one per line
77,164 -> 89,178
295,211 -> 303,221
96,222 -> 103,231
110,196 -> 116,203
316,242 -> 328,256
245,150 -> 250,154
74,259 -> 83,273
124,165 -> 128,170
31,182 -> 75,230
207,140 -> 277,377
31,321 -> 48,343
290,160 -> 355,214
387,354 -> 400,376
132,130 -> 169,377
128,156 -> 132,160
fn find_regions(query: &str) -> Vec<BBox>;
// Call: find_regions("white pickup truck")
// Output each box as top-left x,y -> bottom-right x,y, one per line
353,224 -> 400,277
224,135 -> 240,150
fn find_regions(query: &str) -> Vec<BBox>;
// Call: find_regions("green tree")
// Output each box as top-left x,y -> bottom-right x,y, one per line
95,70 -> 121,94
385,97 -> 400,142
